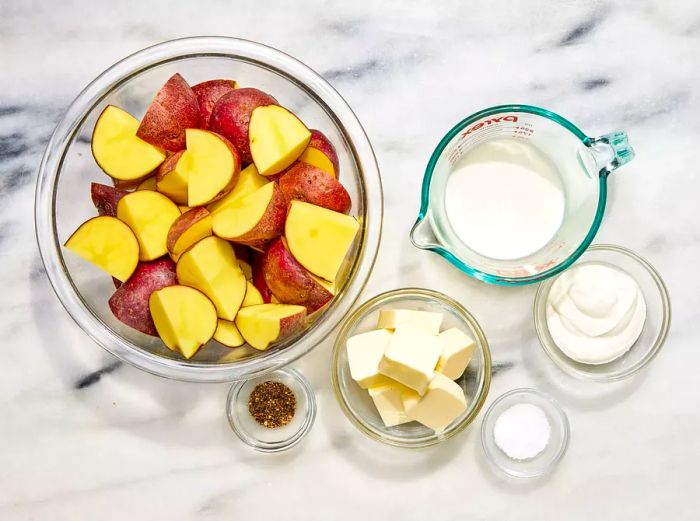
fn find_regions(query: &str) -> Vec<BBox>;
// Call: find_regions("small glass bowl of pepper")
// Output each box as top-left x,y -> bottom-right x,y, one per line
226,367 -> 316,452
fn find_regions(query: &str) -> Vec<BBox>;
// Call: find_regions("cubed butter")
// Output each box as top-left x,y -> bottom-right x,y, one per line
377,309 -> 442,335
404,372 -> 467,433
378,326 -> 442,395
368,382 -> 413,427
436,328 -> 476,380
346,329 -> 393,389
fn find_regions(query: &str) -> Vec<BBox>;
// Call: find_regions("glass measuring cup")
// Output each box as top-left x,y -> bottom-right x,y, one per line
410,104 -> 635,285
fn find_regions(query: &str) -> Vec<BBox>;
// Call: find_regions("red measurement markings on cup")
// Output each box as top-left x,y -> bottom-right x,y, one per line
446,115 -> 532,166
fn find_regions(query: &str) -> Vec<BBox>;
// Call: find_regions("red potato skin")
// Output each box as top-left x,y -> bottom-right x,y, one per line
277,309 -> 307,341
136,73 -> 200,152
108,257 -> 178,336
251,251 -> 273,303
91,183 -> 129,217
262,238 -> 333,313
166,207 -> 211,253
308,129 -> 340,178
208,88 -> 278,164
192,80 -> 237,129
221,183 -> 287,246
277,163 -> 352,214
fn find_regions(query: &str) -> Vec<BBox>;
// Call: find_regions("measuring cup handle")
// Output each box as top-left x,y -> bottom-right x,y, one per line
588,131 -> 635,174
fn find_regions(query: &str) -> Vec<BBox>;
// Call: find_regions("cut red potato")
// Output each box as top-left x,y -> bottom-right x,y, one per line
278,162 -> 351,214
241,281 -> 264,307
136,73 -> 200,151
149,285 -> 217,358
176,236 -> 247,321
235,303 -> 306,350
91,183 -> 128,217
156,130 -> 240,207
108,258 -> 177,336
303,129 -> 340,178
166,207 -> 213,261
178,205 -> 191,214
206,164 -> 269,215
156,150 -> 188,204
92,105 -> 166,182
252,250 -> 273,303
238,260 -> 253,280
117,191 -> 181,261
136,176 -> 157,191
285,201 -> 360,281
213,319 -> 245,348
209,88 -> 278,164
192,79 -> 237,129
211,182 -> 286,246
249,105 -> 311,176
262,237 -> 333,313
64,216 -> 139,282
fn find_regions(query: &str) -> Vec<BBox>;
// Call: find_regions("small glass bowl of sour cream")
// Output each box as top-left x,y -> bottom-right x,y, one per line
534,244 -> 671,381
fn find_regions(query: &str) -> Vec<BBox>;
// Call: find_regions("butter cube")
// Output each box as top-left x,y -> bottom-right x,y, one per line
368,382 -> 413,427
404,373 -> 467,433
377,309 -> 442,335
346,329 -> 393,389
378,326 -> 442,395
436,328 -> 476,380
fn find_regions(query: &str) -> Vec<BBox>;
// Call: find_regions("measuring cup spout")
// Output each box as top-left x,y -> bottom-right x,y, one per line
588,131 -> 635,175
410,216 -> 440,250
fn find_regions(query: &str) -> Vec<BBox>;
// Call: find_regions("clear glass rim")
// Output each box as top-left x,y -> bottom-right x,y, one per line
331,287 -> 492,448
533,244 -> 672,382
226,367 -> 316,452
413,104 -> 607,286
480,387 -> 570,478
34,36 -> 383,382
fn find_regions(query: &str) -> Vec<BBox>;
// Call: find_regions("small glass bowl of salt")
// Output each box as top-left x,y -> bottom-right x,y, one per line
481,388 -> 569,478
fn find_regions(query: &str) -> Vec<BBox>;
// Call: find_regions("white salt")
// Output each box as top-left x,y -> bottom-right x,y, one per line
494,403 -> 551,460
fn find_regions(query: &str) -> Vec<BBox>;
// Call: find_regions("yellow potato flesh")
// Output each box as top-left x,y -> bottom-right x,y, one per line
213,319 -> 245,348
241,281 -> 263,307
157,167 -> 189,204
207,164 -> 268,215
64,216 -> 139,282
238,260 -> 253,280
149,285 -> 217,359
136,177 -> 157,191
117,191 -> 181,261
211,182 -> 273,239
235,304 -> 305,351
170,214 -> 213,262
300,147 -> 335,177
183,129 -> 236,207
176,236 -> 247,321
285,201 -> 360,281
92,105 -> 165,181
178,206 -> 192,214
249,105 -> 311,176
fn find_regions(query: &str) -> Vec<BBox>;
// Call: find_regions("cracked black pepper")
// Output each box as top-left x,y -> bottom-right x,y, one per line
248,381 -> 296,428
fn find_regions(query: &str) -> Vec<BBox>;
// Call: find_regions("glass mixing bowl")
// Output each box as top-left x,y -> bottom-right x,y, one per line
35,37 -> 383,382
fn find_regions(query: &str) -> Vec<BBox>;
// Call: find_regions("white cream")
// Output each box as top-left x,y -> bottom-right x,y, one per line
546,263 -> 646,364
444,138 -> 565,260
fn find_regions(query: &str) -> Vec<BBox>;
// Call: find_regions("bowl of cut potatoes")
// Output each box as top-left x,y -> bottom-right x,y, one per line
332,288 -> 492,448
35,37 -> 382,382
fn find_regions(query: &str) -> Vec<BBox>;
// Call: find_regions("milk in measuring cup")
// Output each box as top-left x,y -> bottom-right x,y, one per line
444,138 -> 565,260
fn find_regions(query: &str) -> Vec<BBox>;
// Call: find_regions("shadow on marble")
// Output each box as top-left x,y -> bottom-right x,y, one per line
29,268 -> 242,450
519,326 -> 648,412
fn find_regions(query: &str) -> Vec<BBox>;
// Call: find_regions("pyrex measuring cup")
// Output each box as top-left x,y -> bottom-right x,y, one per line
410,104 -> 635,285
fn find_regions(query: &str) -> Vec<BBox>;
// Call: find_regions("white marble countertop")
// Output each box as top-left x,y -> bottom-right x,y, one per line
2,0 -> 699,519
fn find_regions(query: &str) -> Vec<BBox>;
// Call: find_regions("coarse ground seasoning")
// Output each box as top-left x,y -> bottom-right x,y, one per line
248,380 -> 296,428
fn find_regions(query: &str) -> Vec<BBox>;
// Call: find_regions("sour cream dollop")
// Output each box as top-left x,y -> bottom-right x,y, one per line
546,263 -> 646,364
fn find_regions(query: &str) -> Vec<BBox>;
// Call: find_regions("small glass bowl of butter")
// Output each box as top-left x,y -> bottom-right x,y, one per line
534,244 -> 671,381
331,288 -> 492,448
